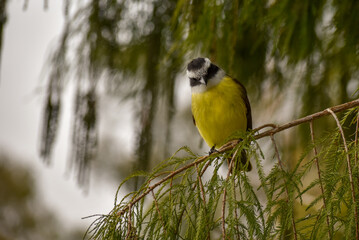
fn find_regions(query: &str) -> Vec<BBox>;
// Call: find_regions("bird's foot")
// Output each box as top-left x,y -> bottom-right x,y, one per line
209,146 -> 219,155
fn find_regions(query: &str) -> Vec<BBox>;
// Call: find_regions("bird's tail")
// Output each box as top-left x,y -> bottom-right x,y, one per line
227,149 -> 252,172
240,150 -> 252,171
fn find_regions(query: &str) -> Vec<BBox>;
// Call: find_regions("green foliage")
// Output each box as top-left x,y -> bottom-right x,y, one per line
85,108 -> 359,239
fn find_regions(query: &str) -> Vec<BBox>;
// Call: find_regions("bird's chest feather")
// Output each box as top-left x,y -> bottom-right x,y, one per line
191,78 -> 247,147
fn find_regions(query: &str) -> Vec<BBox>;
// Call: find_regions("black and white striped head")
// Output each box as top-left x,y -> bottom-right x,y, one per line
186,57 -> 225,93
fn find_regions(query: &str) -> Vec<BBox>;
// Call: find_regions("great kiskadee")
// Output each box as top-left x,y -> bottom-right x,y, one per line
187,57 -> 252,170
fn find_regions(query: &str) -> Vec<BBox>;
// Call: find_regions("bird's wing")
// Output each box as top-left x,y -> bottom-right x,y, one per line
233,78 -> 252,130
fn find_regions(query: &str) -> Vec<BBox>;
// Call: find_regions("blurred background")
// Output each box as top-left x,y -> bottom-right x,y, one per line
0,0 -> 358,239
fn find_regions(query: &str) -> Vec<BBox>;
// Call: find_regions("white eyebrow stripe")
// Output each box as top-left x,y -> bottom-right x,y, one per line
187,68 -> 206,79
186,70 -> 197,79
204,58 -> 211,69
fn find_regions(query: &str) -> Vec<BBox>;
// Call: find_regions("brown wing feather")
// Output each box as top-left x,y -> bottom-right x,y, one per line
232,77 -> 252,130
232,77 -> 252,171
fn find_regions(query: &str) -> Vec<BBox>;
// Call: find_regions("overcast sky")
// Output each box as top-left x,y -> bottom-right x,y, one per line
0,1 -> 118,231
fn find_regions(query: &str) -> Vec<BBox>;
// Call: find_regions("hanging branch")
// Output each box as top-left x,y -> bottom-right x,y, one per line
309,120 -> 331,239
270,135 -> 298,240
116,99 -> 359,218
326,108 -> 359,239
125,203 -> 133,240
254,99 -> 359,139
151,190 -> 167,236
86,98 -> 359,239
39,23 -> 69,163
232,181 -> 241,240
221,147 -> 239,240
195,163 -> 207,207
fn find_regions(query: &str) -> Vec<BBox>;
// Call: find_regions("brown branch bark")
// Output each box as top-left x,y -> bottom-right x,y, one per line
255,99 -> 359,140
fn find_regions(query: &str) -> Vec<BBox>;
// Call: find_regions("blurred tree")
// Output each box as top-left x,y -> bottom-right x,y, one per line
0,0 -> 8,72
0,153 -> 84,240
2,0 -> 357,186
39,0 -> 183,187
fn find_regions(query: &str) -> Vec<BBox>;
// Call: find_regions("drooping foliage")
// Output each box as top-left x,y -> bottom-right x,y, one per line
39,0 -> 183,186
85,103 -> 359,239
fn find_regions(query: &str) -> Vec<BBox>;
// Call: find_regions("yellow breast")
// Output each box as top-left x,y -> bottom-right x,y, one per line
191,76 -> 247,148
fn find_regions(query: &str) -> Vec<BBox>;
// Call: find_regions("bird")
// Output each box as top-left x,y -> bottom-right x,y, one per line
187,57 -> 252,171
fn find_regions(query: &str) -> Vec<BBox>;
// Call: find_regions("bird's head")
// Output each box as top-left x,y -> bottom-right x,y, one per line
186,57 -> 224,93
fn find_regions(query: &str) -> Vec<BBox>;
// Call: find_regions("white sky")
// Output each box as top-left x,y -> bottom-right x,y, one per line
0,1 -> 118,231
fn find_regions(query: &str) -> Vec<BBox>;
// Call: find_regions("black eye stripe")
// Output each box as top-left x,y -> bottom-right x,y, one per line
203,64 -> 219,81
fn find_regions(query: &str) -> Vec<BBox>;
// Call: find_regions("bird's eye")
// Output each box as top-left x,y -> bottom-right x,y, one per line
190,77 -> 198,82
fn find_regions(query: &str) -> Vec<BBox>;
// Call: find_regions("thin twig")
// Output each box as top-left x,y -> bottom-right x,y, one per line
221,148 -> 239,240
151,190 -> 167,236
255,99 -> 359,140
195,163 -> 210,240
310,121 -> 331,239
310,206 -> 325,240
270,135 -> 285,170
177,161 -> 213,239
232,179 -> 241,240
327,108 -> 359,240
200,159 -> 213,177
125,204 -> 133,240
195,163 -> 207,207
270,135 -> 298,240
253,123 -> 277,133
230,148 -> 242,240
222,186 -> 227,240
355,110 -> 359,166
169,177 -> 173,204
118,155 -> 208,216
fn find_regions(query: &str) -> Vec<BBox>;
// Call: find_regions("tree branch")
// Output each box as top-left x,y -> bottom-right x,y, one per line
117,98 -> 359,219
254,99 -> 359,140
